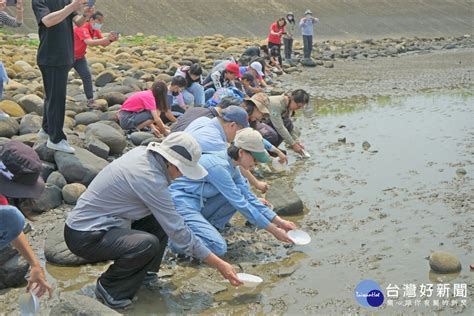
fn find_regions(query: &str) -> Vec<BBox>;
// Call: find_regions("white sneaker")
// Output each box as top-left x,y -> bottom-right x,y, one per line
47,139 -> 76,154
37,128 -> 48,140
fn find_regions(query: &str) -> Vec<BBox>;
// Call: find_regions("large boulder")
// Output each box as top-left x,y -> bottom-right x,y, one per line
44,225 -> 93,266
62,183 -> 87,205
266,179 -> 304,216
0,100 -> 26,117
429,251 -> 462,273
33,142 -> 55,163
130,131 -> 154,146
85,122 -> 126,155
19,113 -> 42,135
85,136 -> 110,159
18,183 -> 63,214
98,91 -> 128,106
18,94 -> 44,115
301,58 -> 317,67
55,147 -> 109,185
74,112 -> 100,126
95,71 -> 117,87
47,171 -> 67,189
0,116 -> 20,138
0,246 -> 29,289
50,293 -> 120,315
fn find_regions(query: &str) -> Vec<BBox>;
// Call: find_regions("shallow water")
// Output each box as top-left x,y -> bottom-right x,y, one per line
45,91 -> 473,314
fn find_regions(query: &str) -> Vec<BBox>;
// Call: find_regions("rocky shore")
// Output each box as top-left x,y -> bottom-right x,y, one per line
0,31 -> 473,314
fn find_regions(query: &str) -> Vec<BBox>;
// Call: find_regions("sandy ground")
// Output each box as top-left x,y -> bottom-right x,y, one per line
0,47 -> 473,315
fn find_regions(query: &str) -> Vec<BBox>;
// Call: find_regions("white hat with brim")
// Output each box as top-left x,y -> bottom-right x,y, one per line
146,133 -> 208,180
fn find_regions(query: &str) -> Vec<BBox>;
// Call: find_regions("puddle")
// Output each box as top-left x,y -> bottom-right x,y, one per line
42,91 -> 473,314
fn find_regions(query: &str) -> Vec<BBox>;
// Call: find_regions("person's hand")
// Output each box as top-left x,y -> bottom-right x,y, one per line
27,265 -> 53,299
255,180 -> 269,193
268,225 -> 293,243
0,0 -> 6,11
82,5 -> 94,17
150,124 -> 163,138
216,261 -> 243,286
109,32 -> 119,42
16,0 -> 24,10
258,197 -> 273,209
277,151 -> 288,164
70,0 -> 87,12
273,216 -> 297,232
291,143 -> 305,154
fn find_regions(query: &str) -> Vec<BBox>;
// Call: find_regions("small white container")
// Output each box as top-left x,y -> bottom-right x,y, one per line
288,230 -> 312,245
236,273 -> 263,287
19,291 -> 39,316
271,157 -> 289,172
300,149 -> 311,159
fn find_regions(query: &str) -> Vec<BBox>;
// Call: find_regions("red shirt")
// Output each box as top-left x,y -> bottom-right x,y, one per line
74,23 -> 103,60
267,22 -> 285,45
0,194 -> 8,205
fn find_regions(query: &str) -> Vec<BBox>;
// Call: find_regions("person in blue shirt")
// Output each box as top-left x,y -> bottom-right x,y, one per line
168,128 -> 296,256
299,10 -> 320,60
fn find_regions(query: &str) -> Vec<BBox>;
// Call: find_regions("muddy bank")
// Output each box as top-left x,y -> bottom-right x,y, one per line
7,0 -> 474,39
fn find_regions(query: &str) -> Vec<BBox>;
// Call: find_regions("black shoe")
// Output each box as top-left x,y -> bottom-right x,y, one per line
142,272 -> 159,288
95,280 -> 132,310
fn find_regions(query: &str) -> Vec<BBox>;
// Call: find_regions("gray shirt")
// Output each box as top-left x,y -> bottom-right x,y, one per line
66,146 -> 210,260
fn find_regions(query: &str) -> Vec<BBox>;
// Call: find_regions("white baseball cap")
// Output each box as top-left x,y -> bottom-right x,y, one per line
250,61 -> 264,77
234,128 -> 271,163
147,132 -> 207,180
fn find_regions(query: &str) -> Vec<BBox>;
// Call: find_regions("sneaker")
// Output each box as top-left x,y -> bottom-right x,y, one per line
47,139 -> 75,154
95,280 -> 132,310
142,272 -> 160,289
37,128 -> 48,140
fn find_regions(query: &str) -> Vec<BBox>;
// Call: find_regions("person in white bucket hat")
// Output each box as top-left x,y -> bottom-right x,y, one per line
64,132 -> 242,309
169,128 -> 296,257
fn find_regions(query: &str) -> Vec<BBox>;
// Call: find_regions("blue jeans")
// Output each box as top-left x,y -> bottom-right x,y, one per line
0,205 -> 25,248
204,88 -> 216,104
169,195 -> 236,256
0,77 -> 3,101
182,82 -> 205,107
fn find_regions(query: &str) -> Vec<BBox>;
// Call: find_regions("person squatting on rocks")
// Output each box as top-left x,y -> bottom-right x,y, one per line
267,17 -> 286,68
0,141 -> 52,299
169,128 -> 296,256
256,89 -> 310,155
174,63 -> 205,107
64,133 -> 243,309
240,61 -> 267,95
299,9 -> 320,60
73,10 -> 119,108
118,80 -> 175,137
203,62 -> 242,102
32,0 -> 94,154
0,0 -> 24,101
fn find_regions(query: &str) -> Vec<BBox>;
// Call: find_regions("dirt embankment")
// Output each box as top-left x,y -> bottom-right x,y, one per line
8,0 -> 473,39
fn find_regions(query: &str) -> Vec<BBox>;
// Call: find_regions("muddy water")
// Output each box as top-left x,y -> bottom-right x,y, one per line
45,91 -> 473,314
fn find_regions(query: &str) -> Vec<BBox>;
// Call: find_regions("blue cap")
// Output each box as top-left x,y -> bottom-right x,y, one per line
221,105 -> 249,128
0,205 -> 25,248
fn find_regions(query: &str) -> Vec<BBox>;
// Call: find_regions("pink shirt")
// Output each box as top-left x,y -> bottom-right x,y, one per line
120,90 -> 156,112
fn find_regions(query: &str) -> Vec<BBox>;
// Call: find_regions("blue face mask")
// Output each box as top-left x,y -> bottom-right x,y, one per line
92,23 -> 103,30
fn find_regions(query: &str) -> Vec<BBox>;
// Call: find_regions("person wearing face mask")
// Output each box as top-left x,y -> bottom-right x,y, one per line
168,128 -> 296,256
283,12 -> 296,62
299,10 -> 320,60
73,11 -> 118,108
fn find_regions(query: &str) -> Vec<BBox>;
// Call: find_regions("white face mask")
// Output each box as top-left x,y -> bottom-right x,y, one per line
92,23 -> 103,30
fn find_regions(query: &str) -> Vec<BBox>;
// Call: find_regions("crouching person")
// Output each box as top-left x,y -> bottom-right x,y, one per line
64,132 -> 242,309
168,128 -> 296,257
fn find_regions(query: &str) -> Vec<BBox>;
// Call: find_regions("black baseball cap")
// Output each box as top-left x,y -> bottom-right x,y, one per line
0,141 -> 45,198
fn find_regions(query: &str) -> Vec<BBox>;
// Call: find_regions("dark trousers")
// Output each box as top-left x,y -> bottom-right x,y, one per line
64,215 -> 168,300
268,42 -> 282,66
303,35 -> 313,59
256,117 -> 294,147
283,38 -> 293,60
39,65 -> 70,143
73,58 -> 93,100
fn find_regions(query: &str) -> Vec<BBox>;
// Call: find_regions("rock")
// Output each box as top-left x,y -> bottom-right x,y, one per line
47,171 -> 67,189
301,58 -> 317,67
55,147 -> 108,186
62,183 -> 87,205
44,225 -> 94,266
156,73 -> 172,82
85,122 -> 127,155
324,62 -> 335,68
0,246 -> 29,289
99,111 -> 119,122
93,99 -> 109,112
85,136 -> 110,159
99,91 -> 128,106
34,142 -> 55,163
0,100 -> 26,117
90,63 -> 105,75
19,113 -> 42,135
270,88 -> 285,96
18,94 -> 44,115
184,276 -> 228,295
362,141 -> 371,151
0,116 -> 20,138
140,137 -> 162,146
95,71 -> 116,87
19,184 -> 63,213
266,179 -> 304,216
429,251 -> 462,273
456,168 -> 467,176
130,131 -> 154,146
41,160 -> 57,181
74,112 -> 100,126
50,293 -> 120,315
276,266 -> 297,277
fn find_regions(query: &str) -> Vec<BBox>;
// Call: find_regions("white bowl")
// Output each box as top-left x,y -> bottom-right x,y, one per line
300,150 -> 311,158
237,273 -> 263,287
19,292 -> 39,315
271,157 -> 289,172
288,230 -> 312,245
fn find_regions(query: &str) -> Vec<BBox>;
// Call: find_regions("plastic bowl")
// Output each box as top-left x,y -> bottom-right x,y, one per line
19,292 -> 39,315
271,157 -> 289,172
236,273 -> 263,287
288,230 -> 312,245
